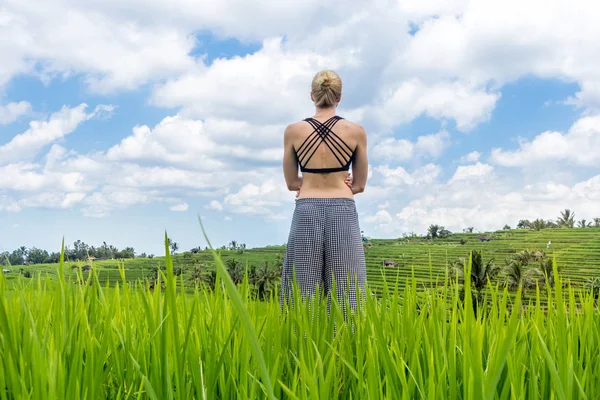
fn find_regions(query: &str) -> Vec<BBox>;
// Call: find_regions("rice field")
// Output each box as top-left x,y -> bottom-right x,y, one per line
6,227 -> 600,294
1,228 -> 600,398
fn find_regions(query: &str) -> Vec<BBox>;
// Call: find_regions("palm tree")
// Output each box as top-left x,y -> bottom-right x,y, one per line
577,219 -> 592,228
584,277 -> 600,302
249,261 -> 282,300
530,257 -> 562,288
225,258 -> 245,285
557,209 -> 575,228
448,250 -> 500,292
529,219 -> 549,231
503,259 -> 537,290
594,218 -> 600,228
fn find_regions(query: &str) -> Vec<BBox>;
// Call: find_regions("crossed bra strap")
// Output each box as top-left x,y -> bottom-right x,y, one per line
294,115 -> 355,173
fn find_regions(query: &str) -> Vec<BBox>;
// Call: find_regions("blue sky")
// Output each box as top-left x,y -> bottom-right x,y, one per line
1,0 -> 599,256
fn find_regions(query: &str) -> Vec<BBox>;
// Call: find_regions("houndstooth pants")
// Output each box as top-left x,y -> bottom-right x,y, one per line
279,198 -> 367,317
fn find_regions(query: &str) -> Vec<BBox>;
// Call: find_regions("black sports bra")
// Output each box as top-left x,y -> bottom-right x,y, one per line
294,115 -> 356,173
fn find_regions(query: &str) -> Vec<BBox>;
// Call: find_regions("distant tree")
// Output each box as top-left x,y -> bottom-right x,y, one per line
593,218 -> 600,228
517,219 -> 530,229
48,252 -> 61,263
167,238 -> 179,255
0,252 -> 9,266
529,219 -> 550,231
8,246 -> 28,265
26,247 -> 49,264
530,258 -> 563,288
584,278 -> 600,301
225,258 -> 245,285
557,209 -> 576,228
503,258 -> 537,290
448,250 -> 500,314
463,227 -> 474,233
249,261 -> 282,300
503,224 -> 511,230
577,219 -> 592,228
402,232 -> 421,239
427,224 -> 441,239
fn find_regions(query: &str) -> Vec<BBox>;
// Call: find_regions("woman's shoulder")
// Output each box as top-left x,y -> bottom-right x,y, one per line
338,118 -> 367,138
284,116 -> 366,137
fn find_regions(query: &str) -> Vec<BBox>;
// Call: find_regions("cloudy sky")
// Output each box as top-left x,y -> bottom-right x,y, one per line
1,0 -> 599,255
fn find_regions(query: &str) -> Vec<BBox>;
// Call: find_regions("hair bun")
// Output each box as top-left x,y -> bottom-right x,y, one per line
311,69 -> 342,108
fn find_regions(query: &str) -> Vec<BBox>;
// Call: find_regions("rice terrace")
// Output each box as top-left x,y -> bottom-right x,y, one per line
1,211 -> 599,399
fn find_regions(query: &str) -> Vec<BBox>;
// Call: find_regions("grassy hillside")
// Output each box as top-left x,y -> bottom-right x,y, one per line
3,228 -> 600,297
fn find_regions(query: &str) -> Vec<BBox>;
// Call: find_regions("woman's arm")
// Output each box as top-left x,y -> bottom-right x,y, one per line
283,124 -> 303,191
350,125 -> 368,194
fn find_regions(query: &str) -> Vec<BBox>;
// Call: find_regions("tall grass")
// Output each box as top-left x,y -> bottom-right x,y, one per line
0,234 -> 599,399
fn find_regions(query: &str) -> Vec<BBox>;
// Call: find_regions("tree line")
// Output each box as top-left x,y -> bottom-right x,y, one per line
2,209 -> 597,266
0,237 -> 249,266
1,239 -> 141,266
417,209 -> 599,240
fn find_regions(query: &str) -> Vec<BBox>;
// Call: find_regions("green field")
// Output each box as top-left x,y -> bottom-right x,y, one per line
1,234 -> 600,399
2,228 -> 600,398
5,227 -> 600,297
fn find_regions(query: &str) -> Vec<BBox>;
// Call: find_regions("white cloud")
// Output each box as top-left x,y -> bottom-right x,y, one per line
375,163 -> 442,186
18,192 -> 87,209
151,37 -> 342,124
169,203 -> 189,212
207,200 -> 223,211
1,1 -> 196,93
0,103 -> 113,164
393,172 -> 600,235
106,114 -> 282,170
460,151 -> 481,163
372,131 -> 451,161
399,0 -> 600,112
365,209 -> 392,225
223,179 -> 293,215
0,101 -> 32,125
0,195 -> 20,212
449,162 -> 494,183
224,216 -> 232,221
378,201 -> 390,210
0,163 -> 90,192
371,80 -> 499,132
490,115 -> 600,167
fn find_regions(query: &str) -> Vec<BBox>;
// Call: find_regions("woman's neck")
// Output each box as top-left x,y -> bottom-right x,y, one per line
312,106 -> 337,119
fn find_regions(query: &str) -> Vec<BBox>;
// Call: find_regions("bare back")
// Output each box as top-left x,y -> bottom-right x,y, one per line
283,114 -> 368,199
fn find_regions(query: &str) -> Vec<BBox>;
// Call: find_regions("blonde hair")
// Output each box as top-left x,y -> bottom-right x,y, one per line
311,70 -> 342,108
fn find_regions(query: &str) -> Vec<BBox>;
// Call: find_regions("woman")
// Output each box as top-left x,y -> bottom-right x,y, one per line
279,69 -> 369,317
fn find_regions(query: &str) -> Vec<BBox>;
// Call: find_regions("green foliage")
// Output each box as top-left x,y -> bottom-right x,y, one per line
448,250 -> 500,292
557,208 -> 576,228
578,219 -> 592,228
427,224 -> 452,239
1,234 -> 600,398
